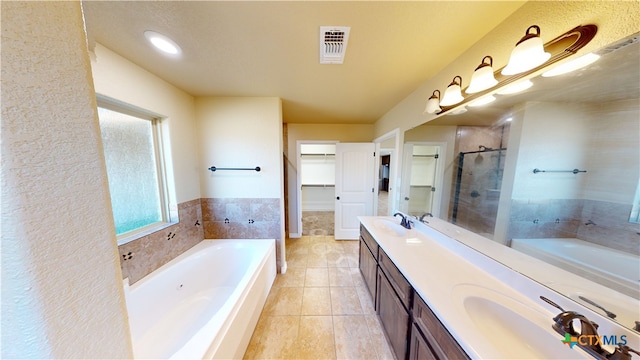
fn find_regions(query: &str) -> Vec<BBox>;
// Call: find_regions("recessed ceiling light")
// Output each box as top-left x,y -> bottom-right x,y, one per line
144,31 -> 181,56
541,53 -> 600,77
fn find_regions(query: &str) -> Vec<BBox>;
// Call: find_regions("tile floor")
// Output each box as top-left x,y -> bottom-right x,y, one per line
243,235 -> 395,360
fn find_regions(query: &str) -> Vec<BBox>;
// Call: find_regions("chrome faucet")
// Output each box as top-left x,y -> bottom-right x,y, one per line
393,213 -> 413,229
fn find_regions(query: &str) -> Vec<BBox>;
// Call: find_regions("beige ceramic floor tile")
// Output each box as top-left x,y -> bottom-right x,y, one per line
309,242 -> 328,256
325,241 -> 345,254
328,267 -> 355,287
342,240 -> 360,255
301,287 -> 332,315
297,316 -> 337,359
305,267 -> 330,287
249,315 -> 300,359
330,287 -> 363,315
345,253 -> 359,268
355,285 -> 376,315
333,315 -> 378,360
273,267 -> 306,288
365,315 -> 395,360
326,252 -> 351,268
286,251 -> 308,268
350,267 -> 367,288
263,287 -> 303,316
307,252 -> 328,267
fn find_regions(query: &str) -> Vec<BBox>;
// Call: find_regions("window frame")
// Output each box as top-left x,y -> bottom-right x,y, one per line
96,95 -> 173,245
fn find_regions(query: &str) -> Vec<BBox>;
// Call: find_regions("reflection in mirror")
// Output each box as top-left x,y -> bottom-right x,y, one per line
403,34 -> 639,331
401,144 -> 439,217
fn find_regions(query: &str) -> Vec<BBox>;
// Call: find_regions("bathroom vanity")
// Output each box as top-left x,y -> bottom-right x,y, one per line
358,215 -> 640,360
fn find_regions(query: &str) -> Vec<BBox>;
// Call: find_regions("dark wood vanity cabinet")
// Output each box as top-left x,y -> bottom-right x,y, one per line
359,224 -> 469,360
411,293 -> 469,360
377,264 -> 411,360
359,237 -> 378,302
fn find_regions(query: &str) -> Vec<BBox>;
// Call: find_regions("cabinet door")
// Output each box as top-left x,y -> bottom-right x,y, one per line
413,293 -> 469,360
409,324 -> 437,360
358,238 -> 377,305
377,268 -> 410,360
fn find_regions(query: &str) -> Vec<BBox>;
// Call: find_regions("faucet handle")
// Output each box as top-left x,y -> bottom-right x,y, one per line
608,344 -> 640,360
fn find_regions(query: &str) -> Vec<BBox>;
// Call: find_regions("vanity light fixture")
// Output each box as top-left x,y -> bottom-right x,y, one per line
424,24 -> 597,116
144,31 -> 182,56
542,53 -> 600,77
439,76 -> 464,106
468,95 -> 496,107
496,79 -> 533,95
424,90 -> 442,114
466,56 -> 499,94
502,25 -> 551,75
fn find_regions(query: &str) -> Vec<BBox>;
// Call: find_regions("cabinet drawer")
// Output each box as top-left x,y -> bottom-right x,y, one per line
360,224 -> 378,257
378,247 -> 412,310
413,293 -> 469,360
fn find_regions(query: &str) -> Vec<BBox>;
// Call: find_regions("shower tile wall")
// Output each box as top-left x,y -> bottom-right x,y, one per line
508,199 -> 639,255
119,199 -> 204,284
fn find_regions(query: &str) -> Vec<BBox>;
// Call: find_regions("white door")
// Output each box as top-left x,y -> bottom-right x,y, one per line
334,143 -> 375,239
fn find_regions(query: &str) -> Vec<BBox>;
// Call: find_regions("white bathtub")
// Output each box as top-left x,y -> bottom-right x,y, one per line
124,239 -> 276,359
510,238 -> 639,299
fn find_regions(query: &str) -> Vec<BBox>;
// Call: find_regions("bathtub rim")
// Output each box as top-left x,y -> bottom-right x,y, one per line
510,237 -> 639,299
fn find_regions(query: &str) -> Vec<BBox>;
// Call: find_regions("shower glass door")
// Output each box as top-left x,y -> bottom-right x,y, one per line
452,148 -> 506,238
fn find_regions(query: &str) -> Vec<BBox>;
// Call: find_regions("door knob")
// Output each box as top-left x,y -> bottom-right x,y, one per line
336,196 -> 340,200
404,197 -> 410,200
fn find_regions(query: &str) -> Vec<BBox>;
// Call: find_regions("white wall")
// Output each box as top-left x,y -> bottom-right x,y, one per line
1,2 -> 132,358
196,97 -> 284,199
91,43 -> 200,205
511,102 -> 590,200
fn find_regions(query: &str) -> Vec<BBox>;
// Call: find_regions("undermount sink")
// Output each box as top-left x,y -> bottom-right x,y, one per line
451,284 -> 588,359
373,219 -> 407,236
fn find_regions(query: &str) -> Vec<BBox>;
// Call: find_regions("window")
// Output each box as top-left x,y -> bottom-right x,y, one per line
97,99 -> 170,238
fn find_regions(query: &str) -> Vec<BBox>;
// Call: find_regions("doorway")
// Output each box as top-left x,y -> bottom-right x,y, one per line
374,129 -> 400,217
299,143 -> 336,236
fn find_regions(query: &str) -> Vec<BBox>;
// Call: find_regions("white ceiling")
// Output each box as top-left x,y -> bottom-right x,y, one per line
82,1 -> 526,124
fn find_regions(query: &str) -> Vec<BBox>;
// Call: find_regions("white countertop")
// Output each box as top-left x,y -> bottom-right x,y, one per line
359,215 -> 640,359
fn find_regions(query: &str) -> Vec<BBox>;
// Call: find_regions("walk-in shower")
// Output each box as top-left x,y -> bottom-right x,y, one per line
452,146 -> 507,238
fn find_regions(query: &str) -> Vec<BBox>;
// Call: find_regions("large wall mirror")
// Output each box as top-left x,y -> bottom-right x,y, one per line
402,34 -> 639,332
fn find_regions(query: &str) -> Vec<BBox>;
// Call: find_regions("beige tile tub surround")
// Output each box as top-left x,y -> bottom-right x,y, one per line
244,235 -> 394,360
119,197 -> 283,284
119,199 -> 204,284
202,197 -> 281,239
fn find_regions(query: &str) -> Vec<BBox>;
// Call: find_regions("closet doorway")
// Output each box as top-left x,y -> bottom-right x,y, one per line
299,142 -> 336,236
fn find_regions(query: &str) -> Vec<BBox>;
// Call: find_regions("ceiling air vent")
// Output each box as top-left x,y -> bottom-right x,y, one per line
320,26 -> 350,64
